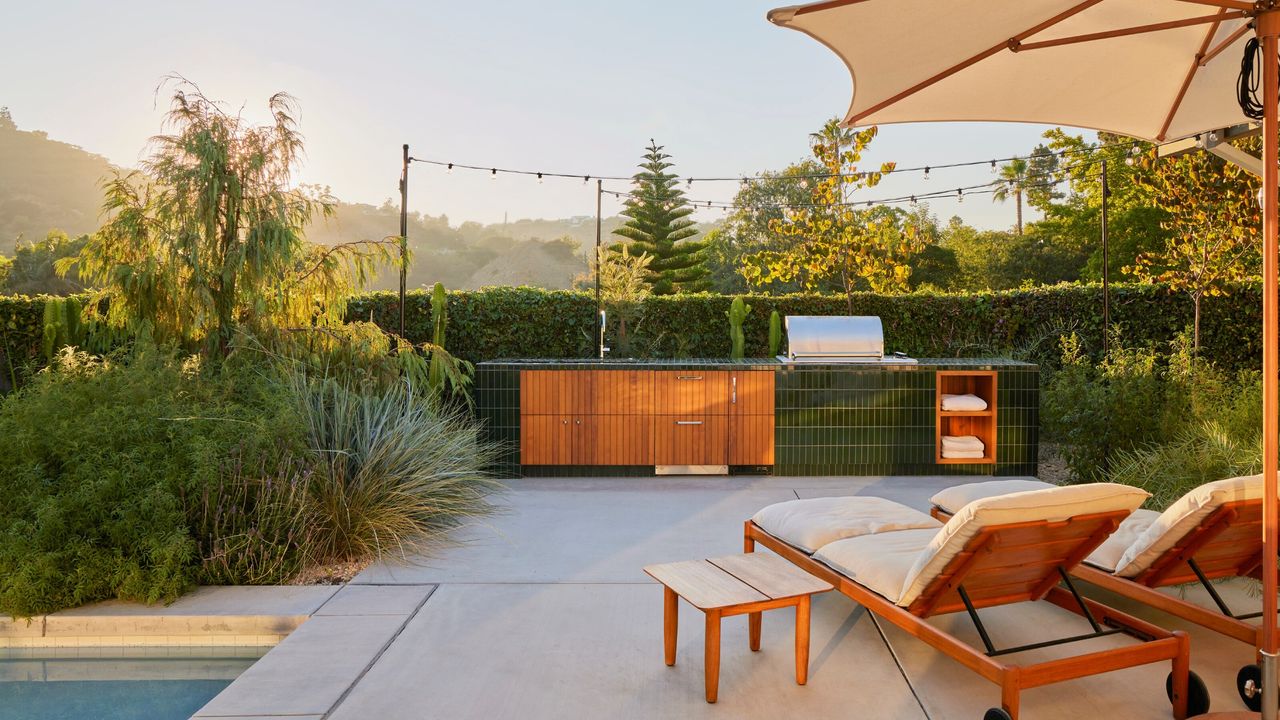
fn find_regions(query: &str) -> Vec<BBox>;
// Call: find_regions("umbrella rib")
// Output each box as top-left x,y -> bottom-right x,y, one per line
1175,0 -> 1253,10
1013,10 -> 1248,52
1158,8 -> 1229,140
849,0 -> 1105,124
1201,21 -> 1253,66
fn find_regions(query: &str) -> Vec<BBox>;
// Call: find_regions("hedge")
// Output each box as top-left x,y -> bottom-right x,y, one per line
0,284 -> 1265,387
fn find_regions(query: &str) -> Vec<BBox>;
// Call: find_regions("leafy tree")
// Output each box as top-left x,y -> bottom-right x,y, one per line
66,82 -> 395,356
5,229 -> 88,295
712,161 -> 824,294
1127,147 -> 1260,350
614,140 -> 708,294
991,157 -> 1031,235
1024,144 -> 1063,212
592,245 -> 652,356
742,121 -> 923,312
0,107 -> 14,132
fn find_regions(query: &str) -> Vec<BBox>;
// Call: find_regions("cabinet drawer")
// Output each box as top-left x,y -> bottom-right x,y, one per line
654,415 -> 727,466
654,371 -> 729,415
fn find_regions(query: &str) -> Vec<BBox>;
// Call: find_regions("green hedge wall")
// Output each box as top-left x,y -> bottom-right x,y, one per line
0,284 -> 1265,383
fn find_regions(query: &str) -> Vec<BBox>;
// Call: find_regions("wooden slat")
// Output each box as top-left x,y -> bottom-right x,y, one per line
654,415 -> 728,465
654,371 -> 729,415
592,370 -> 653,415
708,553 -> 831,600
729,414 -> 775,465
519,370 -> 559,415
520,415 -> 557,465
730,371 -> 775,416
593,415 -> 653,465
644,560 -> 768,610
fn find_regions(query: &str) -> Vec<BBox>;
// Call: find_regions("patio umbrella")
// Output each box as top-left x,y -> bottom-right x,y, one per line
766,1 -> 1279,718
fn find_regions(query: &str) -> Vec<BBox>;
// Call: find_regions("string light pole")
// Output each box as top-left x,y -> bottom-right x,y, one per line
398,144 -> 410,339
595,178 -> 603,357
1100,158 -> 1110,355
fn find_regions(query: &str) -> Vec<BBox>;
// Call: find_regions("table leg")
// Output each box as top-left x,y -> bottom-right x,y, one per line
749,611 -> 761,651
795,595 -> 811,685
705,609 -> 722,703
664,586 -> 678,667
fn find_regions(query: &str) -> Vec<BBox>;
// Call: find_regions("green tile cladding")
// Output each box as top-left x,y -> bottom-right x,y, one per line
474,358 -> 1038,478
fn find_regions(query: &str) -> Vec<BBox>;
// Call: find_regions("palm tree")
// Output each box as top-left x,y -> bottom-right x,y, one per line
991,157 -> 1030,235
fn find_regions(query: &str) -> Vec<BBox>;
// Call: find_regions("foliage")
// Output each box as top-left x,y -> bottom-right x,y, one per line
423,282 -> 474,403
292,377 -> 500,564
591,245 -> 653,356
742,121 -> 924,312
66,81 -> 395,356
1127,143 -> 1261,350
613,140 -> 708,294
5,230 -> 87,296
768,310 -> 782,358
726,296 -> 751,360
991,157 -> 1030,236
0,347 -> 303,616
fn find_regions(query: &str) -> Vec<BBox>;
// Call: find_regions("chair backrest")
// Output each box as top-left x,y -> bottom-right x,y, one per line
1113,474 -> 1264,583
898,483 -> 1149,616
1134,499 -> 1264,587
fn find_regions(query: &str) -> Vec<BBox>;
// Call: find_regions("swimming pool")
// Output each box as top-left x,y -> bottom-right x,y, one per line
0,647 -> 269,720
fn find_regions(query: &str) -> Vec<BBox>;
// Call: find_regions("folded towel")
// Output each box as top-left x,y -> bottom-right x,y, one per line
942,435 -> 985,452
942,393 -> 988,412
942,449 -> 986,460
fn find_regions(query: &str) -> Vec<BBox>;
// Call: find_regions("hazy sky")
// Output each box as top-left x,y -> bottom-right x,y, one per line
3,1 -> 1086,230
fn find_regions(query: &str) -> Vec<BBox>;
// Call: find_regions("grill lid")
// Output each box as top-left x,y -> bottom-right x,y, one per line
785,316 -> 884,360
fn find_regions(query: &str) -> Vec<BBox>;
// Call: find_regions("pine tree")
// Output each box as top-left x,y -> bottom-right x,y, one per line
613,140 -> 709,294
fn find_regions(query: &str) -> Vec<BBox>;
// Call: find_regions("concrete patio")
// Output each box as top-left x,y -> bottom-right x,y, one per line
192,475 -> 1261,719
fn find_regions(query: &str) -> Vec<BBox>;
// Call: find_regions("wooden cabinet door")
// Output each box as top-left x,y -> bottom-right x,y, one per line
654,415 -> 727,465
521,415 -> 569,465
520,370 -> 595,415
729,415 -> 775,465
593,415 -> 653,465
654,371 -> 729,415
591,370 -> 653,415
729,371 -> 775,416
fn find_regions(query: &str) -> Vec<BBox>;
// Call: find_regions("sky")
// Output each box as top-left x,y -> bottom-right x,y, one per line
2,0 -> 1090,231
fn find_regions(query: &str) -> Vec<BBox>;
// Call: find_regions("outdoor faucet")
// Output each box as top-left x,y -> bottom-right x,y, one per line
599,310 -> 609,358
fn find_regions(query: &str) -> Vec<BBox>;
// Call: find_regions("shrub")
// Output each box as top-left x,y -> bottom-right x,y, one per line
293,377 -> 501,564
0,348 -> 303,616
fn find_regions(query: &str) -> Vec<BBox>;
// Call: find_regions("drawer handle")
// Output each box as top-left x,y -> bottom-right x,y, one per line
677,375 -> 703,381
732,376 -> 737,404
675,420 -> 703,426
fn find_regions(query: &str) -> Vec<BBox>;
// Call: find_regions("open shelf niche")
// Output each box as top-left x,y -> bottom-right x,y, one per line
936,371 -> 997,464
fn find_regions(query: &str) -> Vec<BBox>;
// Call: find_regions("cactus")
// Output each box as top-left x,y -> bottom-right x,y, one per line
727,296 -> 752,360
428,282 -> 448,392
768,310 -> 782,358
41,297 -> 86,360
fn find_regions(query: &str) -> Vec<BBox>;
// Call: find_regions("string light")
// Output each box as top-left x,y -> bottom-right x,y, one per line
447,163 -> 453,174
583,175 -> 590,185
990,160 -> 997,174
537,172 -> 544,184
923,166 -> 931,180
957,188 -> 964,204
490,168 -> 497,180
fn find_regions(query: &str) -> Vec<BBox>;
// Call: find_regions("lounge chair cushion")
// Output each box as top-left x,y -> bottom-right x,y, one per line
898,483 -> 1149,607
1111,474 -> 1263,578
814,529 -> 939,603
930,480 -> 1056,514
1084,509 -> 1160,572
752,496 -> 941,554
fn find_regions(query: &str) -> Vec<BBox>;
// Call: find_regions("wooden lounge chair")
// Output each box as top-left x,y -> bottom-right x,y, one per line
932,476 -> 1267,711
746,484 -> 1204,720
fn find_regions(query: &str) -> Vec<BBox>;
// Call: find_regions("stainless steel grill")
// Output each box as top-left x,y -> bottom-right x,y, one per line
781,316 -> 916,364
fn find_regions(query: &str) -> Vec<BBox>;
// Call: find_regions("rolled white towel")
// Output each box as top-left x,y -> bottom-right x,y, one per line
942,435 -> 985,452
941,393 -> 988,412
941,449 -> 986,459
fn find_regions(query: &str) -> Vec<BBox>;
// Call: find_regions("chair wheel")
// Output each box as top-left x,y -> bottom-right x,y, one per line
1238,663 -> 1263,712
1167,670 -> 1210,717
983,709 -> 1013,720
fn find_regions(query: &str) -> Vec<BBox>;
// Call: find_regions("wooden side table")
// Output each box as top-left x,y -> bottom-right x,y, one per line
643,553 -> 833,703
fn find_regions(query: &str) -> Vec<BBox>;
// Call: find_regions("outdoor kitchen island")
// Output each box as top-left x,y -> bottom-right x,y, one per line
474,357 -> 1038,479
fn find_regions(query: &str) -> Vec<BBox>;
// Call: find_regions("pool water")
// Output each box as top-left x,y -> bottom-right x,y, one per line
0,648 -> 268,720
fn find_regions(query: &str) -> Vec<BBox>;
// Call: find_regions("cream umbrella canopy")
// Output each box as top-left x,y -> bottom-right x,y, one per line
768,1 -> 1279,719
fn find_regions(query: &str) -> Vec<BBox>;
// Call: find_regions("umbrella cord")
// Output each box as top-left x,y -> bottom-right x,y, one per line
1240,36 -> 1268,121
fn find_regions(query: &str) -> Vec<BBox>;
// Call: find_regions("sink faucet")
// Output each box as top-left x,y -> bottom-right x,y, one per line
599,310 -> 609,358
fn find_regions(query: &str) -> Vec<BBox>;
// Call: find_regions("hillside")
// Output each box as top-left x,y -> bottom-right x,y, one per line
0,113 -> 705,291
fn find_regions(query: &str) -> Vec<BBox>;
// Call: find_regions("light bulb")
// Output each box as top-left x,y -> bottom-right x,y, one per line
923,166 -> 931,180
537,173 -> 544,184
957,189 -> 964,204
800,179 -> 809,189
490,168 -> 497,180
910,195 -> 917,206
990,160 -> 996,174
447,163 -> 454,174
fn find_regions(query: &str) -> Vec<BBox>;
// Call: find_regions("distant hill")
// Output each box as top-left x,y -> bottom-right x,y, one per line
0,113 -> 710,291
0,109 -> 116,246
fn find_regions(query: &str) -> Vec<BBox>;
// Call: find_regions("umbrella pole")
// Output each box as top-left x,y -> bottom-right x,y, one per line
1261,13 -> 1280,720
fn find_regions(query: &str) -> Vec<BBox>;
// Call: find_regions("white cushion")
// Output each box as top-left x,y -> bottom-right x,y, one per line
897,483 -> 1149,607
1085,509 -> 1159,572
942,394 -> 988,412
930,480 -> 1057,515
1112,475 -> 1263,578
814,529 -> 939,603
752,496 -> 941,554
